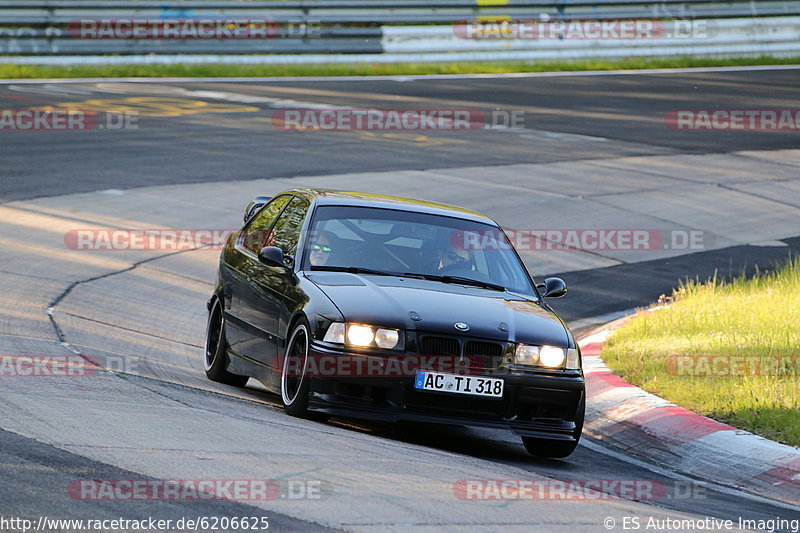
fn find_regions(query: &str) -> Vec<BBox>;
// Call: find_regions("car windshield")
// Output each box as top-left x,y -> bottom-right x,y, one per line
303,205 -> 535,295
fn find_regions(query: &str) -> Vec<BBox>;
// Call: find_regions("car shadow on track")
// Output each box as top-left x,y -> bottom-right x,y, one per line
238,381 -> 581,467
327,417 -> 584,468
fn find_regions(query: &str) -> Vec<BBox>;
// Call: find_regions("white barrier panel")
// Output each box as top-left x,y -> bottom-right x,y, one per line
4,16 -> 800,64
383,16 -> 800,55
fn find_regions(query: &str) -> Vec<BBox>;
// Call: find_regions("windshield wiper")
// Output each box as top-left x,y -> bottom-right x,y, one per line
310,266 -> 404,277
403,273 -> 506,292
310,267 -> 505,291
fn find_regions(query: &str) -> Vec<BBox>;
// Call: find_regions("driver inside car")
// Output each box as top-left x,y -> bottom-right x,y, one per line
309,231 -> 334,267
437,247 -> 471,271
435,231 -> 474,273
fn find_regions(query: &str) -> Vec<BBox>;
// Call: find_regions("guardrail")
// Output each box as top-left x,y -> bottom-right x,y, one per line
1,0 -> 798,64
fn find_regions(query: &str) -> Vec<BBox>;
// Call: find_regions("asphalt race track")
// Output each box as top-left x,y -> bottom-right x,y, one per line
2,67 -> 800,201
1,67 -> 799,532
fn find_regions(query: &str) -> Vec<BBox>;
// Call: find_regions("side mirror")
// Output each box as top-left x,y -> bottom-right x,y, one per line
542,277 -> 567,298
243,196 -> 273,224
258,246 -> 292,269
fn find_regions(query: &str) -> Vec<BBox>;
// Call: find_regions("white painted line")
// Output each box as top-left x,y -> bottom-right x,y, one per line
570,308 -> 636,334
578,329 -> 612,347
0,64 -> 799,85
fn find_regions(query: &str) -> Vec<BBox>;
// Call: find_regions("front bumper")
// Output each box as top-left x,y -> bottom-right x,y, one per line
305,343 -> 585,441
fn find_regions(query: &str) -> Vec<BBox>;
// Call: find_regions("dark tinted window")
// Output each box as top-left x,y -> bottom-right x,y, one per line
241,195 -> 292,254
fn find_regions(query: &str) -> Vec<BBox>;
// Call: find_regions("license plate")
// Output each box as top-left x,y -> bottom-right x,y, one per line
414,371 -> 504,398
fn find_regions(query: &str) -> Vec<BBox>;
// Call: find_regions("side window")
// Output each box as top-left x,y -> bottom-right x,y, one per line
266,197 -> 309,260
242,195 -> 292,254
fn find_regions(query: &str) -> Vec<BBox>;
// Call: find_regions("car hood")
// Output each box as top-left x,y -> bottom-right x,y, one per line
306,272 -> 570,346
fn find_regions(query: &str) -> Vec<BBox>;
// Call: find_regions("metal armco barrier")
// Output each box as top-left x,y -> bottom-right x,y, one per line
1,0 -> 799,63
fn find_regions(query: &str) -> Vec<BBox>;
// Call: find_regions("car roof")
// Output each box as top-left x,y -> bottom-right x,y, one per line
282,188 -> 497,224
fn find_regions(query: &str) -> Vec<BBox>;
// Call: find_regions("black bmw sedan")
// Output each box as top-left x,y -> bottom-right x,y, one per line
205,189 -> 584,458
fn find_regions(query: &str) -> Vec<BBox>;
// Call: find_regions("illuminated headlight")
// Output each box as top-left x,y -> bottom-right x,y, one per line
322,322 -> 402,350
515,344 -> 580,370
347,324 -> 374,347
539,346 -> 566,368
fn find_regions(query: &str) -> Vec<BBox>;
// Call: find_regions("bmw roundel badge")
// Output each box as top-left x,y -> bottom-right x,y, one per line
454,322 -> 470,331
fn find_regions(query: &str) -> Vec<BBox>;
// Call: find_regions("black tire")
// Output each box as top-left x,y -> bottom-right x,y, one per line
281,319 -> 313,418
204,298 -> 249,387
522,394 -> 585,459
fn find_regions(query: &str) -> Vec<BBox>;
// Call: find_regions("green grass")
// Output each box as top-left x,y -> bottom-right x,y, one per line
602,258 -> 800,447
1,55 -> 799,79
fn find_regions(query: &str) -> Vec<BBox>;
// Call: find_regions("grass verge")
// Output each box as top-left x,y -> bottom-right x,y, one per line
1,55 -> 799,79
602,258 -> 800,447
